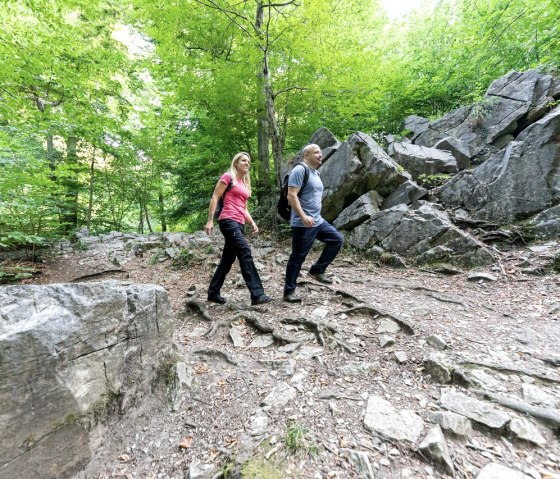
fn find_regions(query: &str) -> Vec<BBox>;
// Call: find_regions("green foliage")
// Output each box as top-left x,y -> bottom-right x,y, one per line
285,423 -> 318,457
171,249 -> 195,269
417,173 -> 452,189
0,265 -> 35,284
2,0 -> 560,238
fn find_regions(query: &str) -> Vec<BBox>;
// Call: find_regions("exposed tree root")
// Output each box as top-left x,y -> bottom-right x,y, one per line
460,359 -> 560,384
186,299 -> 213,321
425,292 -> 469,309
193,347 -> 239,366
71,269 -> 127,282
282,316 -> 356,353
334,290 -> 363,302
337,304 -> 414,335
316,391 -> 362,401
204,311 -> 304,345
471,389 -> 560,430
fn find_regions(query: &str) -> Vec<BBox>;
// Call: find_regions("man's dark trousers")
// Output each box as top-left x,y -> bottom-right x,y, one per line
284,221 -> 343,295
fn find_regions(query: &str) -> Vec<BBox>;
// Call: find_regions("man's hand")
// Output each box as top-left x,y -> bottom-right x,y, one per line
301,214 -> 315,227
204,220 -> 214,235
251,222 -> 259,234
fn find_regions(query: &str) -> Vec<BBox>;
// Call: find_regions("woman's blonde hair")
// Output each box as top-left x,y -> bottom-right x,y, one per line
229,152 -> 252,196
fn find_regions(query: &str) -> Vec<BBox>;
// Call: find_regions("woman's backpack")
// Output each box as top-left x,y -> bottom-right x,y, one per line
214,175 -> 234,219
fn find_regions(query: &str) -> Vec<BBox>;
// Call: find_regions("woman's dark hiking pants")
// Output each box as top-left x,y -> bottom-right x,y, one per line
208,219 -> 265,300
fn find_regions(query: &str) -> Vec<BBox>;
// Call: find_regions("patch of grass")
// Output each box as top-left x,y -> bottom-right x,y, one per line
285,423 -> 319,457
172,248 -> 195,269
241,459 -> 283,479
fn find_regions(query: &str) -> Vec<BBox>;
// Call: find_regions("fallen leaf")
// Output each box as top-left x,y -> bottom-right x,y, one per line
178,436 -> 193,449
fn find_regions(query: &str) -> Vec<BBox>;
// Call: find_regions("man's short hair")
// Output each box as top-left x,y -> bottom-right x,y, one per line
302,143 -> 320,159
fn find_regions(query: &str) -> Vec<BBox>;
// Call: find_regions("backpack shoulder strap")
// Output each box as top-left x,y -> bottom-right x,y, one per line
301,164 -> 310,189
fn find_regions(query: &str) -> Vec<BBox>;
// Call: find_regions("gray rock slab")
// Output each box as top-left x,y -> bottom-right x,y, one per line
168,362 -> 196,412
377,319 -> 401,334
364,395 -> 424,442
0,282 -> 175,479
437,106 -> 560,225
476,462 -> 530,479
522,384 -> 558,407
440,389 -> 511,429
424,353 -> 453,383
247,334 -> 275,348
229,325 -> 245,348
427,334 -> 447,350
260,382 -> 297,408
509,417 -> 546,446
340,449 -> 376,479
418,425 -> 455,476
320,132 -> 409,222
249,415 -> 269,436
429,410 -> 472,436
381,179 -> 428,210
379,335 -> 395,348
388,142 -> 458,180
394,351 -> 408,364
333,190 -> 383,231
434,136 -> 471,170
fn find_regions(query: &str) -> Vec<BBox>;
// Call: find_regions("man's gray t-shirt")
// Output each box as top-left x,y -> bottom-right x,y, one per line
288,164 -> 324,227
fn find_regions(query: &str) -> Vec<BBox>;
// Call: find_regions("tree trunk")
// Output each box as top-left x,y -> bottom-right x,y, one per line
255,2 -> 271,199
86,148 -> 95,230
63,136 -> 79,232
158,191 -> 167,232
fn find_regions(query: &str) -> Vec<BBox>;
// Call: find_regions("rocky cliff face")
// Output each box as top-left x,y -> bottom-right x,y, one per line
302,69 -> 560,267
0,282 -> 175,479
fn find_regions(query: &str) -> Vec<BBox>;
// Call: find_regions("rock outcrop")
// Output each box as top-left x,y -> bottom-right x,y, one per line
282,69 -> 560,266
0,282 -> 175,479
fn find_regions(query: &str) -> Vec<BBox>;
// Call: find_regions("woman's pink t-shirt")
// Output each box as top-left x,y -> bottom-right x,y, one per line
218,173 -> 249,224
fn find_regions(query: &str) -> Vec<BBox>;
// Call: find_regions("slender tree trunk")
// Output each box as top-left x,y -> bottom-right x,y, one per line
63,136 -> 79,232
138,203 -> 144,234
46,134 -> 56,172
144,202 -> 153,233
158,191 -> 167,232
87,148 -> 95,230
255,2 -> 271,199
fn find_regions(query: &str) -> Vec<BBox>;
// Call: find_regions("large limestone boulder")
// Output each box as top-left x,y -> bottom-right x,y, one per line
0,282 -> 175,479
381,179 -> 427,210
310,126 -> 342,162
320,132 -> 409,221
388,142 -> 458,179
333,190 -> 383,230
347,201 -> 494,267
415,70 -> 560,161
527,204 -> 560,239
437,106 -> 560,225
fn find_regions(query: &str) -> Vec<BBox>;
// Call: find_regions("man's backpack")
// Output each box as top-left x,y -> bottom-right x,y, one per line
277,163 -> 310,221
214,175 -> 234,219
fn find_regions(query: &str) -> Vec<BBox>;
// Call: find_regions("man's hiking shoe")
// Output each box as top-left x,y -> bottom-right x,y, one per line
208,294 -> 226,304
309,271 -> 333,284
283,292 -> 302,303
251,295 -> 273,306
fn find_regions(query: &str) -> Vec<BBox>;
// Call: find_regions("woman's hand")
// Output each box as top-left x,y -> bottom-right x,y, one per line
251,222 -> 259,234
205,219 -> 214,235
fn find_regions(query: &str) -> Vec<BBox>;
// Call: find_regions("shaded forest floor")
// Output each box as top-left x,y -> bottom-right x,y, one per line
17,234 -> 560,478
